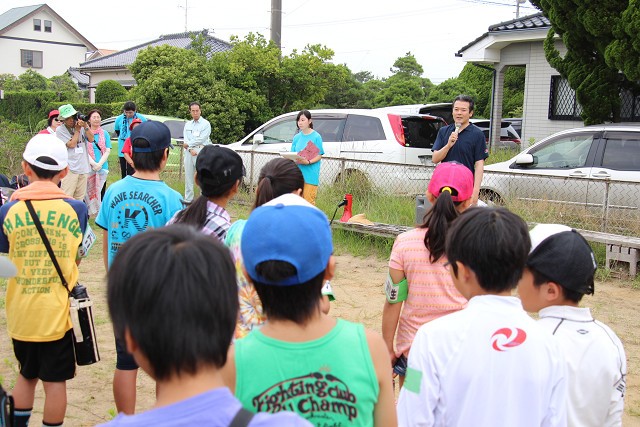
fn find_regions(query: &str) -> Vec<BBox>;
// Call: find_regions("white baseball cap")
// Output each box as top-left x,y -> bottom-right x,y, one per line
23,134 -> 68,171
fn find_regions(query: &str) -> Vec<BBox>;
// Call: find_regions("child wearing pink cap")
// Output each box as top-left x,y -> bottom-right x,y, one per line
382,162 -> 473,388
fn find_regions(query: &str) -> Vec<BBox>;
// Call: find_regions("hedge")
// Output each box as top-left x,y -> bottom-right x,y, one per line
0,91 -> 124,131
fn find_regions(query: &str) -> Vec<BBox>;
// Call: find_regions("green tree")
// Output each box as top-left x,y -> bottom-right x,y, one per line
605,0 -> 640,86
531,0 -> 632,124
372,53 -> 433,107
17,69 -> 48,91
427,78 -> 478,105
457,63 -> 525,118
47,74 -> 80,101
0,74 -> 19,91
95,79 -> 128,103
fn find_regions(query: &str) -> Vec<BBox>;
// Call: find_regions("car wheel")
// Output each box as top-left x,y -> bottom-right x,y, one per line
479,189 -> 504,207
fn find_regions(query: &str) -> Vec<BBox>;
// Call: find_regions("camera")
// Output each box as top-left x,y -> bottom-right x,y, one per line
76,113 -> 88,122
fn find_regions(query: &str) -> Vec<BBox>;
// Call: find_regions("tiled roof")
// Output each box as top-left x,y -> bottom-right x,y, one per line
79,31 -> 232,70
489,12 -> 551,32
0,4 -> 43,32
457,12 -> 550,55
67,67 -> 89,85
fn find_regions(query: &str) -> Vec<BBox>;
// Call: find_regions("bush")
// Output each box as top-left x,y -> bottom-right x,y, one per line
0,119 -> 32,176
95,80 -> 128,103
0,91 -> 58,130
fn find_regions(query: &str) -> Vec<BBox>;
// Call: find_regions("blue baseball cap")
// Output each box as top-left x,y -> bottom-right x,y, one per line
241,194 -> 333,286
131,121 -> 173,153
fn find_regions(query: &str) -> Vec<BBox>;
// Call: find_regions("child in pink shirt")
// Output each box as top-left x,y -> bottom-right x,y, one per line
382,162 -> 473,387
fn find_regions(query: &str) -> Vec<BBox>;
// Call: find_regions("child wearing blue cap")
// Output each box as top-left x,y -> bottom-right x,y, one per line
96,120 -> 183,416
221,193 -> 396,427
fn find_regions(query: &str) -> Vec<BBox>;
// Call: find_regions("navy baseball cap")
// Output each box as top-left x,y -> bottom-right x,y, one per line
131,121 -> 173,153
241,194 -> 333,286
527,224 -> 597,295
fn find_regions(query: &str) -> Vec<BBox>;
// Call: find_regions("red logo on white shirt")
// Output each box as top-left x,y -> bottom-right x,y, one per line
491,328 -> 527,351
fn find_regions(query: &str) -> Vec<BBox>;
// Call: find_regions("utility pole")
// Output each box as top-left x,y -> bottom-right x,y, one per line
270,0 -> 282,50
178,0 -> 188,32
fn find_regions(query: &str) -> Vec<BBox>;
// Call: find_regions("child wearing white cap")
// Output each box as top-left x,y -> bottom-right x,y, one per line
518,224 -> 627,427
0,134 -> 89,427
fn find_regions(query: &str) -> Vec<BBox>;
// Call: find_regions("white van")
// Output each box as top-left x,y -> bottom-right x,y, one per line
225,109 -> 445,192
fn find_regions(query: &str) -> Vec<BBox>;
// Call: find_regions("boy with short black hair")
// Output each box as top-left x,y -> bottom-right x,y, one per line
518,223 -> 627,427
100,224 -> 310,426
0,134 -> 89,427
397,207 -> 567,426
221,193 -> 396,427
96,120 -> 183,415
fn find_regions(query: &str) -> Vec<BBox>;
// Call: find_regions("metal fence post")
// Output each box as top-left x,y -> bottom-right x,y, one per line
601,179 -> 610,232
178,147 -> 183,180
250,151 -> 255,194
340,159 -> 346,185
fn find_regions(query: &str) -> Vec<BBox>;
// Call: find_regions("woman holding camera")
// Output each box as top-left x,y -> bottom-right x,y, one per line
55,104 -> 94,201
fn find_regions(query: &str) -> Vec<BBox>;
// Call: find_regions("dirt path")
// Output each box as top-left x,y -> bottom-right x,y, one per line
1,232 -> 639,425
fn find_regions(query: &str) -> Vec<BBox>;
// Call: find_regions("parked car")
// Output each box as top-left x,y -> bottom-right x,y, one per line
502,117 -> 522,137
480,123 -> 640,211
377,103 -> 453,125
225,109 -> 446,192
100,114 -> 188,145
469,119 -> 521,151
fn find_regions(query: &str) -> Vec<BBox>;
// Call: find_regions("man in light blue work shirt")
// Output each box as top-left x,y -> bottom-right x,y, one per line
182,102 -> 212,201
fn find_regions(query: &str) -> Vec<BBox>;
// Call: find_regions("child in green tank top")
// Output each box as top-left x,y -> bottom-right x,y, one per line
220,193 -> 397,427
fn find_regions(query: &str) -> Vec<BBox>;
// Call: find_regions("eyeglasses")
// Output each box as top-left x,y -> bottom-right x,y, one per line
53,118 -> 61,122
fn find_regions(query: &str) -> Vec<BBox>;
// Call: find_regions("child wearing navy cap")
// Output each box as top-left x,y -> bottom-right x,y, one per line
221,193 -> 397,427
518,224 -> 627,427
96,120 -> 183,416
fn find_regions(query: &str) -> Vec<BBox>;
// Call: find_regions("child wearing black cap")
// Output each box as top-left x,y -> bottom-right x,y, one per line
518,224 -> 627,427
96,120 -> 183,416
169,145 -> 243,242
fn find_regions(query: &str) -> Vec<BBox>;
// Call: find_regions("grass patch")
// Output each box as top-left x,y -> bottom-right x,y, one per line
486,148 -> 517,165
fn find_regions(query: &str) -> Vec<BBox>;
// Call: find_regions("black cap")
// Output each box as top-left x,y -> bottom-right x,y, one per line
196,145 -> 244,187
527,228 -> 597,295
131,121 -> 173,152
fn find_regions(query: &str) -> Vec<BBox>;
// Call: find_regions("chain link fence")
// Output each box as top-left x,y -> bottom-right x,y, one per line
233,151 -> 640,237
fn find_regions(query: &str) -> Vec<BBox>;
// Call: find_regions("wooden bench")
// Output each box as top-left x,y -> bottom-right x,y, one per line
331,221 -> 640,276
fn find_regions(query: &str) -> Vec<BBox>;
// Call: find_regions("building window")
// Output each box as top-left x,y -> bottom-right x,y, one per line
620,87 -> 640,122
33,18 -> 41,31
548,76 -> 583,120
21,50 -> 43,68
44,20 -> 52,32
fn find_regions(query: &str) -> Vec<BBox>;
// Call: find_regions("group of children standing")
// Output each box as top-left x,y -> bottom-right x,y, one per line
0,115 -> 629,426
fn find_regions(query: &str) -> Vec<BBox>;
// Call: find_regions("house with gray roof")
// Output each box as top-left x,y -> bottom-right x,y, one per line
78,30 -> 232,102
0,4 -> 96,78
457,12 -> 640,148
456,13 -> 579,148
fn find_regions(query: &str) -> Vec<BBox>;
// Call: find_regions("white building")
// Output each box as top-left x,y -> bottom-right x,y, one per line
0,4 -> 96,78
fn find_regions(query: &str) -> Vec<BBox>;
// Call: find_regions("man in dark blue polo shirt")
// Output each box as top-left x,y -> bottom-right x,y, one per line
432,95 -> 488,205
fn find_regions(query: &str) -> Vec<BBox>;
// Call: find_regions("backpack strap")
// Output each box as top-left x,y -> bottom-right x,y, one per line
24,200 -> 70,294
229,407 -> 254,427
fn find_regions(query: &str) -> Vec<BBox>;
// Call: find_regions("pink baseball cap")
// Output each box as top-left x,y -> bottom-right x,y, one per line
427,162 -> 473,202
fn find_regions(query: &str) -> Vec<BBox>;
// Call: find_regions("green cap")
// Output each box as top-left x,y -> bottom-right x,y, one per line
58,104 -> 77,119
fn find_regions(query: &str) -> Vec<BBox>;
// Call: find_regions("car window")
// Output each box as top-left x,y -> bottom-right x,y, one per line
506,128 -> 519,140
262,119 -> 298,144
313,118 -> 346,142
527,134 -> 593,169
162,120 -> 186,140
601,135 -> 640,171
403,117 -> 442,149
101,119 -> 116,140
343,115 -> 385,141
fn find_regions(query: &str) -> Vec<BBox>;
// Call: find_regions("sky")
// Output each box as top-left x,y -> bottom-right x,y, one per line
11,0 -> 538,83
